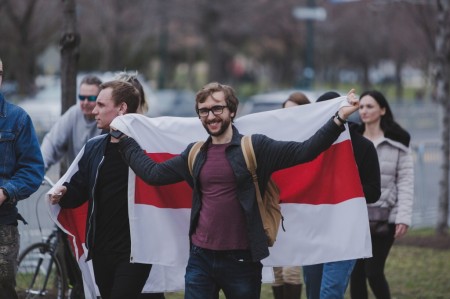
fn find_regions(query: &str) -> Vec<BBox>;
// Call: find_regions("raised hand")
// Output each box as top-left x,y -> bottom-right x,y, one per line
339,88 -> 359,119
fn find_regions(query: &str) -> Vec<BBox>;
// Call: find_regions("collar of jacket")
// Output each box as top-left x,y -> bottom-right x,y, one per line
375,136 -> 410,152
199,125 -> 243,151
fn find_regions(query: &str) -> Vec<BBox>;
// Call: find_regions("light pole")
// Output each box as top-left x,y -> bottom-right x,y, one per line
292,1 -> 326,89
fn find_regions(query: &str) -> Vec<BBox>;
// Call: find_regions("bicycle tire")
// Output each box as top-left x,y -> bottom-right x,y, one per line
16,242 -> 68,299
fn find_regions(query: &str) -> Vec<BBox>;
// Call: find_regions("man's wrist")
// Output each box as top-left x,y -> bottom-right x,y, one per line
334,111 -> 347,125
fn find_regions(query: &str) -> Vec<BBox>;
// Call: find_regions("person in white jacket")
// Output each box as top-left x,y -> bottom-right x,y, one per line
350,90 -> 414,299
41,75 -> 103,171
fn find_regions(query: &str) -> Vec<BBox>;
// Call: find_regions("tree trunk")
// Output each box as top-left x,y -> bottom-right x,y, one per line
60,0 -> 79,176
435,0 -> 450,235
202,2 -> 228,83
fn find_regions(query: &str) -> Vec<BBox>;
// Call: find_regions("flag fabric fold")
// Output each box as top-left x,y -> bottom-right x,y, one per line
47,96 -> 371,296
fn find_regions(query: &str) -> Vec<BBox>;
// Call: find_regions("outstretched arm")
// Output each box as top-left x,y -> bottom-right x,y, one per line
117,135 -> 188,186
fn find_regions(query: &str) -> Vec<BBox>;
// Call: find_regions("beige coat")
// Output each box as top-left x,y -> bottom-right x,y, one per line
368,137 -> 414,226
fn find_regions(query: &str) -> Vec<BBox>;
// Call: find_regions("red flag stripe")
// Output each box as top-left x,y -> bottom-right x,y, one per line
134,140 -> 363,208
57,202 -> 89,259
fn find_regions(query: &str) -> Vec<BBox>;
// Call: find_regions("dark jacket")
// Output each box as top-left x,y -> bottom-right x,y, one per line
59,134 -> 109,260
349,123 -> 381,204
0,93 -> 44,225
119,118 -> 344,261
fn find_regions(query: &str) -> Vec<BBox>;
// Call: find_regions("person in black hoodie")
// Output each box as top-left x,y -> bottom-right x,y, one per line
302,91 -> 381,299
351,90 -> 413,299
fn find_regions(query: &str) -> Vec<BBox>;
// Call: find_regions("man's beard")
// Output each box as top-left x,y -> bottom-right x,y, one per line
202,116 -> 231,137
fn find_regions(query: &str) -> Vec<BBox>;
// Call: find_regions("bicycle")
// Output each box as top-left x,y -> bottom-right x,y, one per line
15,176 -> 84,299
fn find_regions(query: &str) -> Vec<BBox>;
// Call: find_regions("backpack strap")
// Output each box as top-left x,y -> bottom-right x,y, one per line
241,135 -> 257,172
188,141 -> 204,176
241,135 -> 267,220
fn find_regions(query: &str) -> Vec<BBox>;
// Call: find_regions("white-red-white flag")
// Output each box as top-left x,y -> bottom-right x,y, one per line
48,97 -> 371,296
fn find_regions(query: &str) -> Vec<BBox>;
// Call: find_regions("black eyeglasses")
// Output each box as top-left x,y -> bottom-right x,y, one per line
78,95 -> 97,102
197,105 -> 228,117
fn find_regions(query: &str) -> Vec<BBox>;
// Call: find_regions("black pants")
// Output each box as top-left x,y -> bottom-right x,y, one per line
350,224 -> 396,299
92,253 -> 160,299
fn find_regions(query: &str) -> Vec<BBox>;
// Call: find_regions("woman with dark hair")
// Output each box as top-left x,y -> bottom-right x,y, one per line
350,90 -> 414,299
356,90 -> 410,147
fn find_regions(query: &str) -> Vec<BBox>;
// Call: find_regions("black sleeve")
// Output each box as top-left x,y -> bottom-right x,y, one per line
358,140 -> 381,204
118,136 -> 190,186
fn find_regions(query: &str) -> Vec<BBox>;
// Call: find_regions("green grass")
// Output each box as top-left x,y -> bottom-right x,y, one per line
163,229 -> 450,299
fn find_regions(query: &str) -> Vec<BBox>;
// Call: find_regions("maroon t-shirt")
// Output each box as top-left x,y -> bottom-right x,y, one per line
191,143 -> 250,250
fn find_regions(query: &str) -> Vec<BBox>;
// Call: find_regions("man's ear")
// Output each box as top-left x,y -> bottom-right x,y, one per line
118,102 -> 128,115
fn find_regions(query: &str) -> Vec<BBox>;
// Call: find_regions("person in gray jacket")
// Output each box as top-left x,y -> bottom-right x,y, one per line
350,90 -> 414,299
40,75 -> 102,171
113,82 -> 360,299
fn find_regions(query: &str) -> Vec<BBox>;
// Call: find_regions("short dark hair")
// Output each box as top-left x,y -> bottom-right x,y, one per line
195,82 -> 239,120
316,91 -> 341,103
99,80 -> 140,114
80,75 -> 102,87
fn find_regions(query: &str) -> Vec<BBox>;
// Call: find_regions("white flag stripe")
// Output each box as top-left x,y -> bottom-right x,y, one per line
128,197 -> 371,267
266,197 -> 371,266
111,96 -> 350,152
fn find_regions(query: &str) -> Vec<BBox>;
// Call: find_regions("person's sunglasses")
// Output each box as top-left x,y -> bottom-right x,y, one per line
78,95 -> 97,102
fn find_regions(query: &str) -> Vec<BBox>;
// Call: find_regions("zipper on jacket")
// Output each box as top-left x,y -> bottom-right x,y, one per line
86,155 -> 105,251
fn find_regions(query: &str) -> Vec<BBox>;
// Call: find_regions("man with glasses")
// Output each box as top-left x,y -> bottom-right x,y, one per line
0,58 -> 45,298
111,82 -> 360,299
41,75 -> 103,171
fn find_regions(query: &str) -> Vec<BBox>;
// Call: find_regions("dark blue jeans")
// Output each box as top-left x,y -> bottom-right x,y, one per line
185,245 -> 262,299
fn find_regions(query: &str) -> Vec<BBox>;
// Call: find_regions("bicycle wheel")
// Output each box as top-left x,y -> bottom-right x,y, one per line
16,242 -> 67,299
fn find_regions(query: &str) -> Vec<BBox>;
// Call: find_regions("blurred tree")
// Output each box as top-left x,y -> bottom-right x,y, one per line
315,0 -> 435,96
76,0 -> 158,72
197,1 -> 236,83
402,0 -> 450,235
59,0 -> 79,178
316,1 -> 388,90
434,0 -> 450,235
0,0 -> 440,97
382,2 -> 429,101
0,0 -> 61,95
60,0 -> 79,115
252,0 -> 306,88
